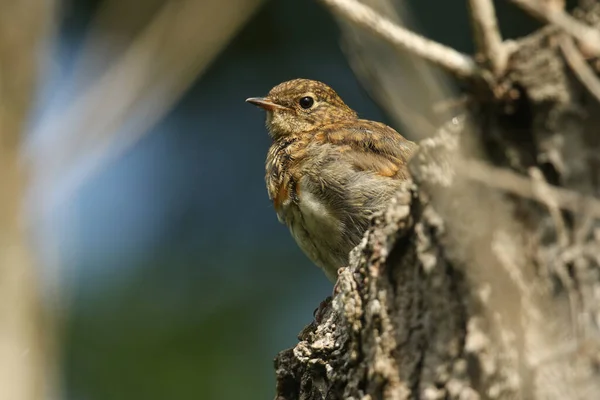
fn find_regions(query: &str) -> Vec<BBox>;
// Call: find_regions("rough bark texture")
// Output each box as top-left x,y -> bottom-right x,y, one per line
274,4 -> 600,400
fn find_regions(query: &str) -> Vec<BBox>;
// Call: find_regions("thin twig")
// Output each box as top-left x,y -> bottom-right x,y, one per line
508,0 -> 600,55
528,167 -> 583,342
560,35 -> 600,103
320,0 -> 483,79
468,0 -> 507,74
336,0 -> 454,141
529,167 -> 569,246
456,159 -> 600,218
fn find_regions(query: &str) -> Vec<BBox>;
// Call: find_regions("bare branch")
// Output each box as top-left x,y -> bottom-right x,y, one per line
560,36 -> 600,103
468,0 -> 507,74
508,0 -> 600,55
320,0 -> 483,79
457,159 -> 600,218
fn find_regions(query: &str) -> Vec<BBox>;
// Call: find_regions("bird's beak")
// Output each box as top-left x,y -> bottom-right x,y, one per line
245,97 -> 287,111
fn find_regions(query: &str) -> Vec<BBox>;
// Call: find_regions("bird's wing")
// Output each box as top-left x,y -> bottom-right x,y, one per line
312,119 -> 417,178
313,120 -> 417,179
300,120 -> 418,244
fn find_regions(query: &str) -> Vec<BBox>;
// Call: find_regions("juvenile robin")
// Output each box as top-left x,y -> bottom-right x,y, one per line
247,79 -> 418,282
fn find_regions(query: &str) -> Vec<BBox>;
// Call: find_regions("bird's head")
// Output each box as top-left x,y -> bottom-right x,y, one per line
246,79 -> 358,139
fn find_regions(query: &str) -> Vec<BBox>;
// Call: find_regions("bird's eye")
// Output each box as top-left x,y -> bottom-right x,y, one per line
298,96 -> 314,109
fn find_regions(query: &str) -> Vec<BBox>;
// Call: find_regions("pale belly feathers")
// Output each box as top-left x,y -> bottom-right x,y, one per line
276,178 -> 347,282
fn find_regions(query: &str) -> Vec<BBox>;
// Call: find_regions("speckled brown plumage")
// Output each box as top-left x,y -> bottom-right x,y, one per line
247,79 -> 418,281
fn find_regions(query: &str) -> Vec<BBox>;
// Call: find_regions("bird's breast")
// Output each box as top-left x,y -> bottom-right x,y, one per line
278,177 -> 346,280
265,136 -> 347,279
292,178 -> 342,240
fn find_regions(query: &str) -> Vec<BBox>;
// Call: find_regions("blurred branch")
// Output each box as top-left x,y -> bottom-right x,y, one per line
320,0 -> 484,79
508,0 -> 600,55
468,0 -> 507,74
335,0 -> 455,142
29,0 -> 264,209
457,159 -> 600,218
71,0 -> 167,86
560,35 -> 600,102
528,167 -> 569,247
0,0 -> 58,399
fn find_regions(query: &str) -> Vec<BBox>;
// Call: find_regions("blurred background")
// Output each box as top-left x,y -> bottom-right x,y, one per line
0,0 -> 542,399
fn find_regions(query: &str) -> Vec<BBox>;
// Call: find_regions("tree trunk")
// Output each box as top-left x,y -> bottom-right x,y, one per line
274,2 -> 600,399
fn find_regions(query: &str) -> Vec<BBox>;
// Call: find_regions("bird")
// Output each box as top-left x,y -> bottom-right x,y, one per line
246,79 -> 418,282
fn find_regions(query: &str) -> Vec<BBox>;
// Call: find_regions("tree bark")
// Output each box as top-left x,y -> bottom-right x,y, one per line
274,3 -> 600,399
